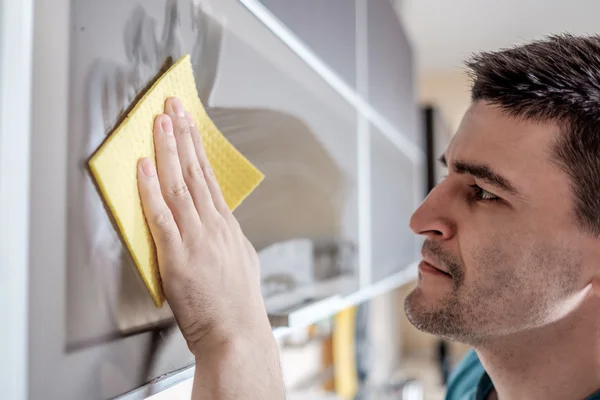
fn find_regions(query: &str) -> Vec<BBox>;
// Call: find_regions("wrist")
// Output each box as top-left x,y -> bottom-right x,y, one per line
190,321 -> 285,400
189,320 -> 274,359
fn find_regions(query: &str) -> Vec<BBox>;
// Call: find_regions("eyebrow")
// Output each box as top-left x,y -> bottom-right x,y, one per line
438,154 -> 522,197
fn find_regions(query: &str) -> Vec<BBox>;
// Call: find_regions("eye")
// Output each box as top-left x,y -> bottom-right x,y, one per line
470,184 -> 500,202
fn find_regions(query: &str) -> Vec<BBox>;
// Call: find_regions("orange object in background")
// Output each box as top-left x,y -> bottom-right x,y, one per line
320,306 -> 359,398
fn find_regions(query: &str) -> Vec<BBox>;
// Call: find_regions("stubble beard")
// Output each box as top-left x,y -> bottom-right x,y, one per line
403,281 -> 491,346
405,240 -> 486,343
404,288 -> 468,341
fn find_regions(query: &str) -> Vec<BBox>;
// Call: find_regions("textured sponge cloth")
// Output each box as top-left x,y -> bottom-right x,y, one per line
88,54 -> 265,307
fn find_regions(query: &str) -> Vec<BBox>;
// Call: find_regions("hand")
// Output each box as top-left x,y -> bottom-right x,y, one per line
136,97 -> 271,355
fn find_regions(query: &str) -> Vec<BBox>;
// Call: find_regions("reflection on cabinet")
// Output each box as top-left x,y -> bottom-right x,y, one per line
211,28 -> 359,252
24,0 -> 425,398
257,0 -> 357,89
210,25 -> 361,321
370,124 -> 418,283
366,0 -> 419,144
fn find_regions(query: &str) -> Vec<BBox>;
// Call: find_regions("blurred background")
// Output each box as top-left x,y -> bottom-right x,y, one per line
2,0 -> 600,399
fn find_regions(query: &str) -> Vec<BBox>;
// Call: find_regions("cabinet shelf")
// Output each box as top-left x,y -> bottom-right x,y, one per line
119,261 -> 418,400
271,261 -> 418,340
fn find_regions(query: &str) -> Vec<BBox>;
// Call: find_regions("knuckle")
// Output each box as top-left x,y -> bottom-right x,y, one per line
168,181 -> 191,199
176,118 -> 191,137
204,164 -> 216,180
211,217 -> 228,235
243,237 -> 258,259
185,163 -> 204,182
225,212 -> 241,229
151,210 -> 177,246
166,141 -> 178,156
206,216 -> 231,242
219,219 -> 232,236
153,208 -> 173,228
159,230 -> 177,246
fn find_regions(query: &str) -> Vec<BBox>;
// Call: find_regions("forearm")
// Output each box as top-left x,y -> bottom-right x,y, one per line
191,329 -> 285,400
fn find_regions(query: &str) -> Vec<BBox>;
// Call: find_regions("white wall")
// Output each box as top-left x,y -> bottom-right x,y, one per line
418,71 -> 471,134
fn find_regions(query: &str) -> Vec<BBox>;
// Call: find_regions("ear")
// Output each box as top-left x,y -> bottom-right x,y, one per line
591,276 -> 600,298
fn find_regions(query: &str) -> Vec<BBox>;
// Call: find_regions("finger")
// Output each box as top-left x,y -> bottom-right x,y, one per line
165,97 -> 216,218
137,157 -> 181,250
185,111 -> 229,214
153,113 -> 200,234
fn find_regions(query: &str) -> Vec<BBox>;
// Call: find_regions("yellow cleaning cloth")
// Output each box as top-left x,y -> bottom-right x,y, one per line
88,54 -> 264,307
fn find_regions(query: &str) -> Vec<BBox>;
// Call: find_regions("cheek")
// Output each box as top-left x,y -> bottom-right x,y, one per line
459,226 -> 525,288
461,219 -> 574,287
462,230 -> 582,324
467,239 -> 524,303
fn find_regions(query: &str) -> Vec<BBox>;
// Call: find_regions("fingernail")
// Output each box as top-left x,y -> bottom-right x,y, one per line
161,115 -> 173,136
185,111 -> 195,127
141,158 -> 156,177
171,97 -> 185,117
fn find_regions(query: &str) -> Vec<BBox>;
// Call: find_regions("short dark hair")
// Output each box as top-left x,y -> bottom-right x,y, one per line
465,33 -> 600,235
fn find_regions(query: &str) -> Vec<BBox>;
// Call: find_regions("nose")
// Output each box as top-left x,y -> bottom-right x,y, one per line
409,186 -> 456,241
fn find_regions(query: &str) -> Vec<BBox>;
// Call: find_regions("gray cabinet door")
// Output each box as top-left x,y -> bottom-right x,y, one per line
258,0 -> 357,88
367,0 -> 419,144
30,0 -> 359,398
370,123 -> 419,283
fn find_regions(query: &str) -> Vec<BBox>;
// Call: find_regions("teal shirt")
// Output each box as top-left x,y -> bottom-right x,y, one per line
445,349 -> 600,400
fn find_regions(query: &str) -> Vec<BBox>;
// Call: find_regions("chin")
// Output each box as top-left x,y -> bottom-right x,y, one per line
403,288 -> 475,343
405,284 -> 446,312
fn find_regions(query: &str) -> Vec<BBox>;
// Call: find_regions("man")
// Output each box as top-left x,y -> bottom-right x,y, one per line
138,32 -> 600,399
406,33 -> 600,400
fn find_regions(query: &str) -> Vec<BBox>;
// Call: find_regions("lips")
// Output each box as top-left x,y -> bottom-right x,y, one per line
421,256 -> 452,277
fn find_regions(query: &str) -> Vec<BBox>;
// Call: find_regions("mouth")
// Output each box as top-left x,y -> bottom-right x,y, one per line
418,259 -> 452,278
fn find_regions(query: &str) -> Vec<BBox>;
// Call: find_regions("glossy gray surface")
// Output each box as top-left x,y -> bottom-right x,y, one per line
66,0 -> 359,348
367,0 -> 419,145
258,0 -> 357,88
27,0 -> 425,398
30,0 -> 360,398
370,124 -> 418,283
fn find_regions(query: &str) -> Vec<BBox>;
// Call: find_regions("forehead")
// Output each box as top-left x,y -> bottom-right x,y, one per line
446,101 -> 575,203
448,102 -> 558,177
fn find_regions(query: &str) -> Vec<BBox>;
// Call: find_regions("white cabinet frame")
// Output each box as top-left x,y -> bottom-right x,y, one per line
0,0 -> 34,399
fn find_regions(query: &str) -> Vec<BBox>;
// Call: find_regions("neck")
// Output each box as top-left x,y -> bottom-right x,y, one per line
475,294 -> 600,400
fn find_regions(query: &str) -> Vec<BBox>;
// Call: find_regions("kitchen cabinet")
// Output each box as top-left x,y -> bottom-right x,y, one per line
366,0 -> 420,144
257,0 -> 357,89
0,0 -> 425,398
370,124 -> 420,283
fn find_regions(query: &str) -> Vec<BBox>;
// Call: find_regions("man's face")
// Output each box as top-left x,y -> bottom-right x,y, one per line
404,101 -> 599,345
